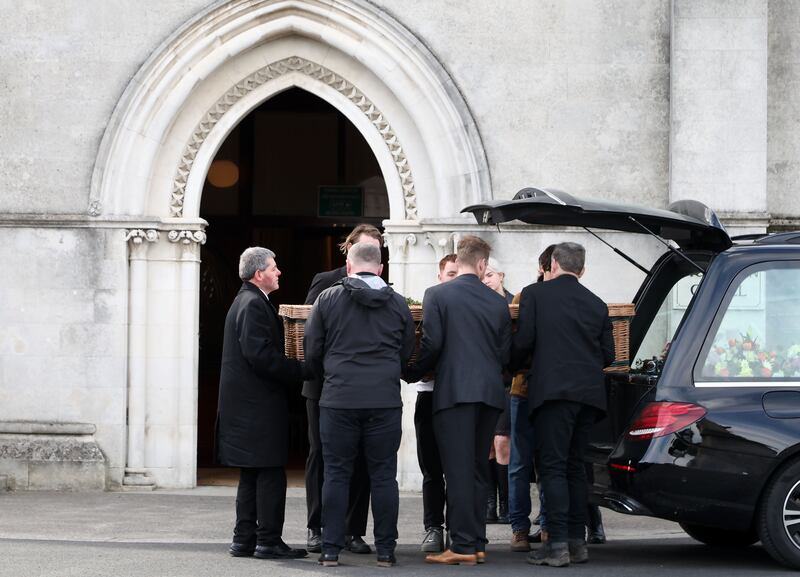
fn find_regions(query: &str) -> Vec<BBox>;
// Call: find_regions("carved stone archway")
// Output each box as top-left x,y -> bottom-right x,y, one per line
170,56 -> 420,221
92,0 -> 490,488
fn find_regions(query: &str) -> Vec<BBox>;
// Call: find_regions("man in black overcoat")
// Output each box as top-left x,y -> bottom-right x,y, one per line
407,235 -> 512,565
511,242 -> 615,567
303,224 -> 383,554
216,246 -> 307,560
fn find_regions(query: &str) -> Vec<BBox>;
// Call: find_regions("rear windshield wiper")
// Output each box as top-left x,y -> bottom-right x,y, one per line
582,227 -> 650,275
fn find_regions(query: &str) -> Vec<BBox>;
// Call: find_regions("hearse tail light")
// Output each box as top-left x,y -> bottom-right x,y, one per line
626,402 -> 707,441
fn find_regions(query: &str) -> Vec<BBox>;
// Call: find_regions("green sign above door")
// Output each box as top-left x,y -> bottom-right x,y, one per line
318,186 -> 363,217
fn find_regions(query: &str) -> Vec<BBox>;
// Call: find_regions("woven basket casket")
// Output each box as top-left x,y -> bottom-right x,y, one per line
279,303 -> 633,372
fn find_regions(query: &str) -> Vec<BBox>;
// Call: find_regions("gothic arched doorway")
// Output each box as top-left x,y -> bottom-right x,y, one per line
196,87 -> 390,483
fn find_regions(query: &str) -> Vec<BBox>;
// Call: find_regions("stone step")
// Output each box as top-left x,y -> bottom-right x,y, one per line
122,470 -> 156,491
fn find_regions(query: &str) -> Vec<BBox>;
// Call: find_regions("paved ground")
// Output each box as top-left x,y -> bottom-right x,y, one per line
0,487 -> 790,576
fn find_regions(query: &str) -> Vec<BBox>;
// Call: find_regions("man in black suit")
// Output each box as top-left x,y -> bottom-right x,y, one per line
304,242 -> 415,567
216,247 -> 307,560
511,242 -> 615,567
303,224 -> 383,554
408,235 -> 512,565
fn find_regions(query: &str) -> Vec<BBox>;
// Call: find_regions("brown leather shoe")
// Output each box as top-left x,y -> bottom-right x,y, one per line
510,530 -> 530,552
425,549 -> 478,565
476,551 -> 486,564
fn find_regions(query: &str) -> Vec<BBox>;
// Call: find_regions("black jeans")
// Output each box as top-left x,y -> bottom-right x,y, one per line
305,398 -> 370,535
433,402 -> 499,555
234,466 -> 286,546
533,400 -> 597,543
320,407 -> 402,556
414,391 -> 446,530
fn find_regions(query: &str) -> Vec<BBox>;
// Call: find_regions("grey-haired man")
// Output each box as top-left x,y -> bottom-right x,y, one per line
216,247 -> 307,560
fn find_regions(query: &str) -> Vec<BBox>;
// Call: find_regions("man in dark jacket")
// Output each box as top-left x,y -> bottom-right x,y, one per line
216,247 -> 307,560
304,242 -> 415,568
303,224 -> 383,554
407,235 -> 512,565
511,242 -> 615,567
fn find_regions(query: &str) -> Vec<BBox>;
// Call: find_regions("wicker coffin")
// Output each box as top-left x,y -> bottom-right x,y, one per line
279,302 -> 634,371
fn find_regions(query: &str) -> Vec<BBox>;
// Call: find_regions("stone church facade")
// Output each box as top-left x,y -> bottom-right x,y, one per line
1,0 -> 798,490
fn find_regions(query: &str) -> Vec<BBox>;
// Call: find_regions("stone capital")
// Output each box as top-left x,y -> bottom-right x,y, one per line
167,230 -> 207,245
125,229 -> 160,258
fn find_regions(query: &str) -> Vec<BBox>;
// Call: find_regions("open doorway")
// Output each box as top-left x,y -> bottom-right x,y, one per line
197,87 -> 390,485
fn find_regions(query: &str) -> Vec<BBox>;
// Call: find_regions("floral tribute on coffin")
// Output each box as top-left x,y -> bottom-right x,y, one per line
703,329 -> 800,378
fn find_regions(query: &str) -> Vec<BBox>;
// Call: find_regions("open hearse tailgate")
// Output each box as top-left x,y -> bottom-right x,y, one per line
462,187 -> 732,252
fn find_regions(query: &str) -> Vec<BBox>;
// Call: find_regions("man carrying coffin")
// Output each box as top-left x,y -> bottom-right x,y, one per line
304,241 -> 415,567
407,235 -> 512,565
511,242 -> 615,567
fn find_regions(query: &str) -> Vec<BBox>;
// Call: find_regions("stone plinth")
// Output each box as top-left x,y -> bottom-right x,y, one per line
0,422 -> 106,490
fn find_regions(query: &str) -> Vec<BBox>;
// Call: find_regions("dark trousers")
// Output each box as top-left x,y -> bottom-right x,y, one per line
433,402 -> 499,555
305,398 -> 370,535
533,400 -> 596,543
414,391 -> 446,530
234,466 -> 286,546
320,407 -> 402,556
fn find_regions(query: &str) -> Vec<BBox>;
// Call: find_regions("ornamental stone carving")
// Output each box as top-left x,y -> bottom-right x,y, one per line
87,200 -> 102,216
125,229 -> 160,245
167,230 -> 207,245
170,56 -> 418,221
424,232 -> 457,260
385,232 -> 419,262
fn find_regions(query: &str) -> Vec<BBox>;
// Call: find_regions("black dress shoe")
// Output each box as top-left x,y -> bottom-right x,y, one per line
307,528 -> 322,553
377,552 -> 397,567
318,552 -> 339,566
587,523 -> 607,544
254,541 -> 308,559
345,535 -> 372,554
228,541 -> 255,557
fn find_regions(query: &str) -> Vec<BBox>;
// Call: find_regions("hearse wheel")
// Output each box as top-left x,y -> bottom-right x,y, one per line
759,458 -> 800,569
679,523 -> 758,547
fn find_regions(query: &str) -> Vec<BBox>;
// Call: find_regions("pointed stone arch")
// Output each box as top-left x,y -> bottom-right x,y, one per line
169,56 -> 419,220
90,0 -> 490,223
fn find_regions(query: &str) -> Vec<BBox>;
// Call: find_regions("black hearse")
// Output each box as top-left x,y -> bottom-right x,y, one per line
464,188 -> 800,569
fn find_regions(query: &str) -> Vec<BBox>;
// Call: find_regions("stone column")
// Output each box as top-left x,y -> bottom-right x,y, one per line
123,229 -> 159,489
670,0 -> 769,234
168,229 -> 206,488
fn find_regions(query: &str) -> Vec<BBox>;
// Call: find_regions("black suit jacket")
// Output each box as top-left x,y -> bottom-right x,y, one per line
411,273 -> 512,414
510,274 -> 615,417
302,265 -> 347,399
304,266 -> 347,305
215,282 -> 303,467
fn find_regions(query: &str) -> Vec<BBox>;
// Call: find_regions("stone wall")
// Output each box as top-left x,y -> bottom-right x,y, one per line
2,0 -> 798,219
376,0 -> 672,207
0,226 -> 128,487
0,1 -> 208,214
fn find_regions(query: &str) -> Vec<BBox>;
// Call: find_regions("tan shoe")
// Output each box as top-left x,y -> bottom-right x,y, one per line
425,549 -> 478,565
510,530 -> 530,552
476,551 -> 486,564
